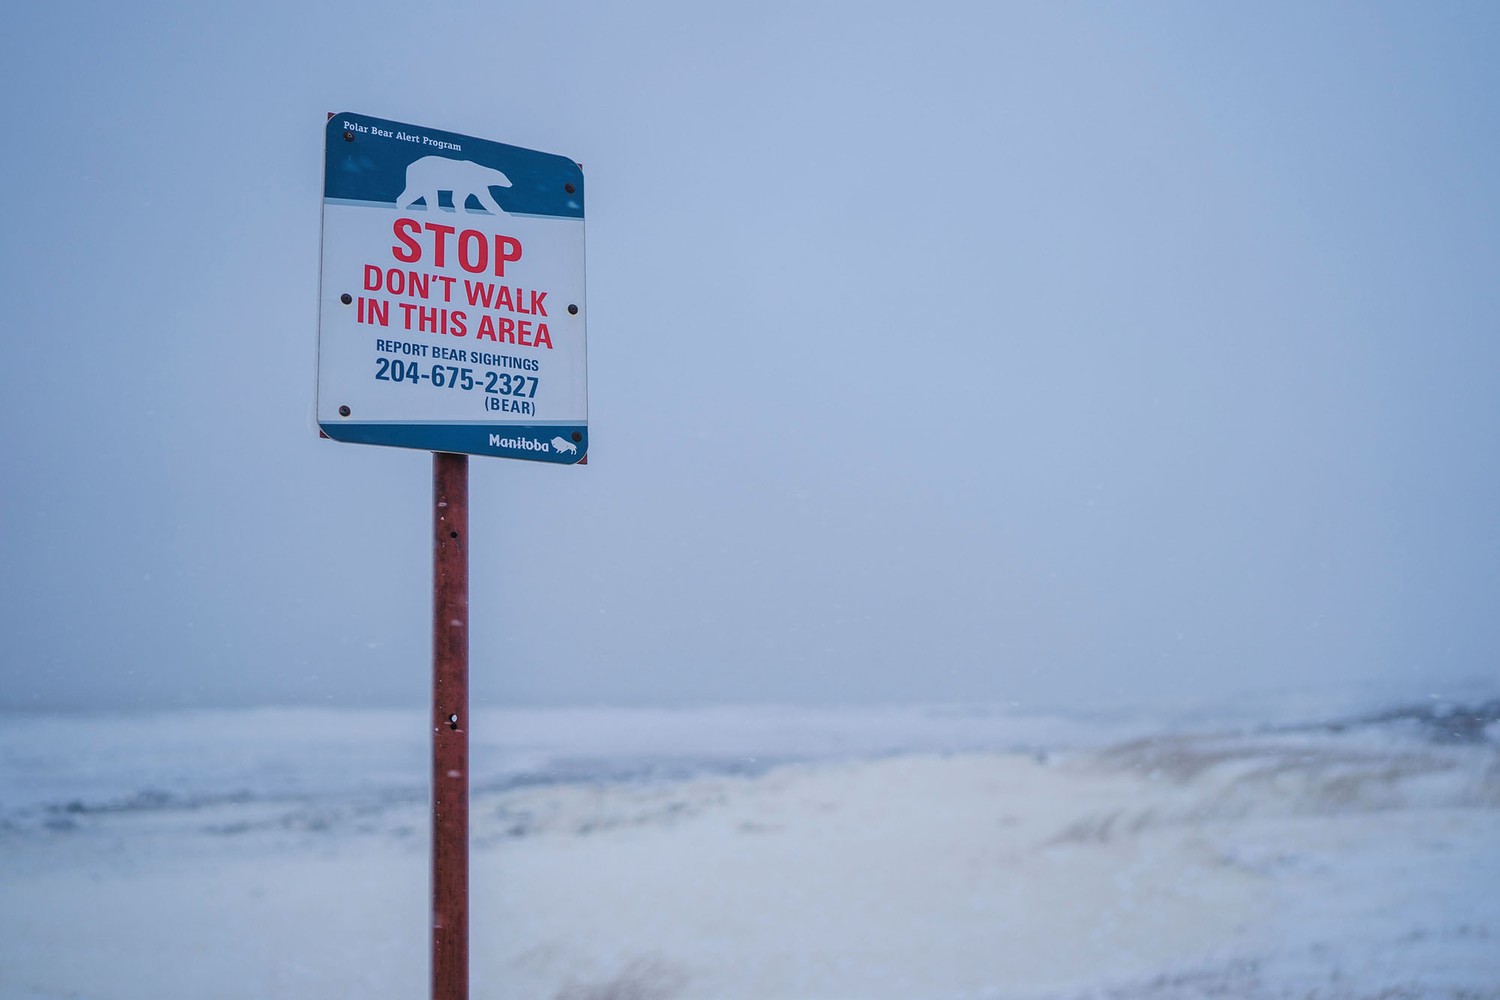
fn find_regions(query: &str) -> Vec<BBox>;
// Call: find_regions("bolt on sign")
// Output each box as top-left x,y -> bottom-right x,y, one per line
318,113 -> 587,463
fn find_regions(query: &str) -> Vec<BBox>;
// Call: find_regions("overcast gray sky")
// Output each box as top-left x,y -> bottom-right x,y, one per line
1,2 -> 1496,712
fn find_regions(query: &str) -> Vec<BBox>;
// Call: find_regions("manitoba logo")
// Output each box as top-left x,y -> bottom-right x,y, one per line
488,434 -> 548,452
397,156 -> 512,215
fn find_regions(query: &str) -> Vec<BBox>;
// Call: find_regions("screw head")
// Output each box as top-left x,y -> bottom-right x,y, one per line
340,293 -> 352,305
567,304 -> 578,315
571,431 -> 582,443
343,130 -> 354,142
565,182 -> 575,194
338,405 -> 351,417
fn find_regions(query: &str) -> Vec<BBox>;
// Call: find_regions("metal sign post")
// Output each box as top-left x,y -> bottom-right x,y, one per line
316,112 -> 588,1000
431,452 -> 469,1000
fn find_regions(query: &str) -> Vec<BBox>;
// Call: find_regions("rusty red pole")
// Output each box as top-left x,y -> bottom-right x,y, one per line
432,452 -> 469,1000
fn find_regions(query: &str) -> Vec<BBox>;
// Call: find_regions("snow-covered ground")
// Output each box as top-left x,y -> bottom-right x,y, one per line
1,695 -> 1497,999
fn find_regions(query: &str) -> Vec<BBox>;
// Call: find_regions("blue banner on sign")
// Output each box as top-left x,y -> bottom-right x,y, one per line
325,113 -> 584,219
322,422 -> 589,465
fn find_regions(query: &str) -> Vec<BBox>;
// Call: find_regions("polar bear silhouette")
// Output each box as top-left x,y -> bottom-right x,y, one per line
396,156 -> 512,214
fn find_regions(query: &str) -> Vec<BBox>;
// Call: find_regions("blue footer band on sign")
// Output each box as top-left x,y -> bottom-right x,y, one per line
319,422 -> 588,464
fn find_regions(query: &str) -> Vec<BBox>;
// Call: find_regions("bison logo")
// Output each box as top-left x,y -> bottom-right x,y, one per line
551,436 -> 578,455
396,156 -> 511,215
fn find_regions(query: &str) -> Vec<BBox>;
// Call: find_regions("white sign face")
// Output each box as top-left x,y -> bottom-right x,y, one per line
317,113 -> 587,463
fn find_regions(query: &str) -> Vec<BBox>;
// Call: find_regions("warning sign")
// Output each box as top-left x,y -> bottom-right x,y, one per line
317,113 -> 588,464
